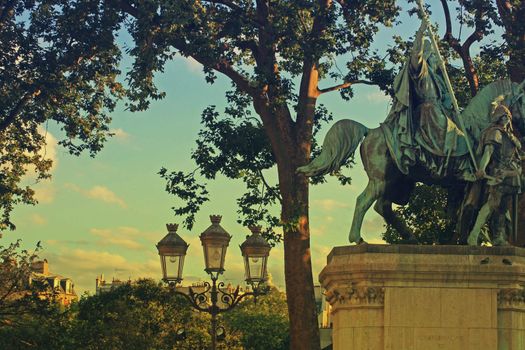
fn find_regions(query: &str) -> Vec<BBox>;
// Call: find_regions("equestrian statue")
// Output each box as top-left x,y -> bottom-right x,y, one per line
298,6 -> 525,246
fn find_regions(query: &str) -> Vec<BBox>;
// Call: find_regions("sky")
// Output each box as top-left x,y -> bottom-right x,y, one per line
3,1 -> 492,295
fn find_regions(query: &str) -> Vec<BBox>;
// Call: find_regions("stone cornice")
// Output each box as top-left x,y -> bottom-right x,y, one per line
327,245 -> 525,264
320,245 -> 525,291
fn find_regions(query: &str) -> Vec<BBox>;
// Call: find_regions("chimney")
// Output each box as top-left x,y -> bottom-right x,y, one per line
31,259 -> 49,275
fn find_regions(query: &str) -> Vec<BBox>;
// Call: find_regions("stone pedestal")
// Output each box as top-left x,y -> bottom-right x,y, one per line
319,245 -> 525,350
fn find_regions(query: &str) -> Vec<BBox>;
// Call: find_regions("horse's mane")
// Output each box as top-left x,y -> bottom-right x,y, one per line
461,79 -> 516,143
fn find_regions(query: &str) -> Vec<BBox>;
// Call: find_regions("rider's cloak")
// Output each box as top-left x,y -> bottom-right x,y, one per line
381,42 -> 472,180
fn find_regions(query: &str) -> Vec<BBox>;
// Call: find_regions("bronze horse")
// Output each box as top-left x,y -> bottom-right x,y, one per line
298,80 -> 525,244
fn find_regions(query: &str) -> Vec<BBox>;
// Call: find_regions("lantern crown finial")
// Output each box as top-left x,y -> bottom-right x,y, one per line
248,225 -> 262,234
210,215 -> 222,224
166,223 -> 179,232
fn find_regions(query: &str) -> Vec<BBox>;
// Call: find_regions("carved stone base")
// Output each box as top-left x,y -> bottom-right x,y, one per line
319,245 -> 525,350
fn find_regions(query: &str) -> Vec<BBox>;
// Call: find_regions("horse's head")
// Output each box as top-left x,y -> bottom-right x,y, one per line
509,80 -> 525,136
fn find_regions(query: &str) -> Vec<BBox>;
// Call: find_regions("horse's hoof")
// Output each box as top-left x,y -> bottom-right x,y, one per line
467,235 -> 479,246
493,238 -> 510,246
357,238 -> 367,245
348,233 -> 361,244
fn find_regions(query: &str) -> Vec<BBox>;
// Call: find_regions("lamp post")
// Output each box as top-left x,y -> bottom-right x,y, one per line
156,216 -> 271,350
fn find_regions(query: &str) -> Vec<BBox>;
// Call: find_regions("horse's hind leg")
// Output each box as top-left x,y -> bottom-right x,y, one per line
374,198 -> 418,243
349,180 -> 385,243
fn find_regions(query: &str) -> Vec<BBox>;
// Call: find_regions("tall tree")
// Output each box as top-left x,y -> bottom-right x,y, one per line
109,1 -> 399,348
0,0 -> 124,230
495,0 -> 525,82
440,0 -> 500,96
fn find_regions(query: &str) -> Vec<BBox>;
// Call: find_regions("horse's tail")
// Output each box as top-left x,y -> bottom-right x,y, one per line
297,119 -> 369,176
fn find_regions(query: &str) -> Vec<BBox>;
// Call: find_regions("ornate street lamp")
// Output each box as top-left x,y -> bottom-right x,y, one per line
156,216 -> 271,350
199,215 -> 231,276
240,226 -> 271,288
156,223 -> 189,284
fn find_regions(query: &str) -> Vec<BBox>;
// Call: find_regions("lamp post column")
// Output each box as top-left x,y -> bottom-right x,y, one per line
210,275 -> 218,350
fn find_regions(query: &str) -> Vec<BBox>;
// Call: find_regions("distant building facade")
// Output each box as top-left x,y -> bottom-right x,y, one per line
30,259 -> 77,306
315,284 -> 333,350
95,274 -> 132,295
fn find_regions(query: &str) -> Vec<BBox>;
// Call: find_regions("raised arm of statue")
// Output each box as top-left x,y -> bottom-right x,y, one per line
410,20 -> 428,69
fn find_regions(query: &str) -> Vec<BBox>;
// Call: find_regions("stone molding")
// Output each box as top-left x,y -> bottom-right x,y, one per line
326,285 -> 385,307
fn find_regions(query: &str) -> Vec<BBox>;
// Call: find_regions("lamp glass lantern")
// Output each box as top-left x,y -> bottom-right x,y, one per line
156,224 -> 189,283
240,226 -> 271,284
200,215 -> 232,274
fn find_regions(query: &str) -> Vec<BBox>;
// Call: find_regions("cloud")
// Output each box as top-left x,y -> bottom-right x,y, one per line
182,56 -> 202,73
30,214 -> 47,226
43,249 -> 160,294
110,128 -> 130,141
87,186 -> 127,208
311,244 -> 333,279
362,217 -> 385,235
21,130 -> 58,203
90,227 -> 144,250
366,91 -> 391,103
45,239 -> 91,247
24,128 -> 59,175
33,183 -> 56,204
310,225 -> 327,237
40,129 -> 58,171
173,55 -> 203,75
311,199 -> 349,211
65,184 -> 127,208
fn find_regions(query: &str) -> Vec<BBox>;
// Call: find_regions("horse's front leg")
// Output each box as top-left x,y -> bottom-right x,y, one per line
374,198 -> 418,243
349,180 -> 384,243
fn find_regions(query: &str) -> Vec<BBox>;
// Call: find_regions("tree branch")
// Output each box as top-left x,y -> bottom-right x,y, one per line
463,29 -> 483,50
255,0 -> 278,88
258,169 -> 282,203
440,0 -> 481,96
190,54 -> 258,98
202,0 -> 242,12
0,0 -> 16,26
441,0 -> 461,52
110,0 -> 140,18
318,80 -> 375,95
0,89 -> 41,132
296,0 -> 332,139
495,0 -> 514,33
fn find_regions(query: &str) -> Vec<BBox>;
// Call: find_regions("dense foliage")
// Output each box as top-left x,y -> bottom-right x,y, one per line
0,267 -> 290,350
0,241 -> 68,349
223,287 -> 290,350
0,0 -> 124,230
382,184 -> 456,244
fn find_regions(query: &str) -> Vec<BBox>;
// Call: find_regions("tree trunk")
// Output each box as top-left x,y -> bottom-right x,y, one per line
254,75 -> 320,348
507,30 -> 525,83
279,159 -> 320,350
497,0 -> 525,245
